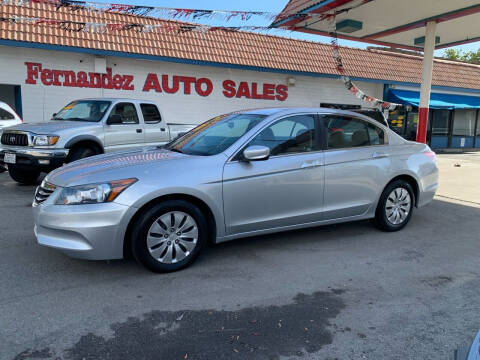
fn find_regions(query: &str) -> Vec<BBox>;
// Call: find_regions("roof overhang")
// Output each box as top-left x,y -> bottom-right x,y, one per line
271,0 -> 480,51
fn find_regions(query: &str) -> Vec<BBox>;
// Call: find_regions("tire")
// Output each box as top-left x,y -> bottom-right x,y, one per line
131,200 -> 208,273
67,147 -> 96,163
7,165 -> 40,185
374,180 -> 415,232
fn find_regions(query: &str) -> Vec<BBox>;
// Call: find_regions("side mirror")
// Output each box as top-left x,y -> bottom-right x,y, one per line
52,113 -> 57,118
107,114 -> 122,125
243,145 -> 270,161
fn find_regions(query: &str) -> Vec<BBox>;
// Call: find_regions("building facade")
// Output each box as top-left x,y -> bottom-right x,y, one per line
0,2 -> 479,149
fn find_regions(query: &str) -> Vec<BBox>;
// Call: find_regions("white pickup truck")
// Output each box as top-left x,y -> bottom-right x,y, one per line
0,98 -> 195,184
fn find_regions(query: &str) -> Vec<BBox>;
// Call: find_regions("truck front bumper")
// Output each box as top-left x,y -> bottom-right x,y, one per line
0,146 -> 69,172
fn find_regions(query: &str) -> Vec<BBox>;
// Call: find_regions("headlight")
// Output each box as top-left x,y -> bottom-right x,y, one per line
33,135 -> 59,146
55,178 -> 137,205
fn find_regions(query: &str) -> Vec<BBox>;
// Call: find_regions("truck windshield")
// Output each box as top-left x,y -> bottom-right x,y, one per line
53,100 -> 111,122
166,113 -> 266,156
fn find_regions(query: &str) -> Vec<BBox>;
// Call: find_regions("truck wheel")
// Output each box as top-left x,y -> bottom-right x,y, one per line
131,200 -> 208,273
7,165 -> 41,185
67,147 -> 96,163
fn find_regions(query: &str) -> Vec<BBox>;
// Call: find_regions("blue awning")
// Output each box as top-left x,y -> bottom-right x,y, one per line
387,89 -> 480,109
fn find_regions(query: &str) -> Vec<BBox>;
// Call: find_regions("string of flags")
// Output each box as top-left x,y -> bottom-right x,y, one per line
0,15 -> 301,33
0,0 -> 374,23
0,0 -> 400,110
328,25 -> 399,110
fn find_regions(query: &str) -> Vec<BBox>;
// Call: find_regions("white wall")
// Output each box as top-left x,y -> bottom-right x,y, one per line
0,45 -> 384,124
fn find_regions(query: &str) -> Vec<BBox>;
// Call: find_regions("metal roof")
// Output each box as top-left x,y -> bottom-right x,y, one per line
272,0 -> 480,51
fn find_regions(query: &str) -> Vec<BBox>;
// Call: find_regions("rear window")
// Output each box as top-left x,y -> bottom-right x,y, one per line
141,104 -> 162,124
0,108 -> 14,120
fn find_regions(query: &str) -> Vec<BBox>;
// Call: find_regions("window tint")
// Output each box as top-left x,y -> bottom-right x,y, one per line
249,115 -> 316,156
0,108 -> 14,120
54,100 -> 110,122
366,122 -> 385,145
109,103 -> 139,124
141,104 -> 162,124
167,113 -> 266,156
324,116 -> 384,149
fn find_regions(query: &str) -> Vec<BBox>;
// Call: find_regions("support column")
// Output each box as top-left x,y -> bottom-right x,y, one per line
416,20 -> 437,143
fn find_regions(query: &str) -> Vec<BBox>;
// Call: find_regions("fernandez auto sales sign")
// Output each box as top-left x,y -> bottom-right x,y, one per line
24,62 -> 289,101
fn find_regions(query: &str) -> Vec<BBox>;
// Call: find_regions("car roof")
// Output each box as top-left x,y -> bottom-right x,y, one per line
241,107 -> 383,120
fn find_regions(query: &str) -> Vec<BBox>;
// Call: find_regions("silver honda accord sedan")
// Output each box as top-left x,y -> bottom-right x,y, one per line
33,108 -> 438,272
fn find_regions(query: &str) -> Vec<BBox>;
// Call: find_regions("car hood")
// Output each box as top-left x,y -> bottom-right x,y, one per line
45,147 -> 193,187
4,121 -> 97,134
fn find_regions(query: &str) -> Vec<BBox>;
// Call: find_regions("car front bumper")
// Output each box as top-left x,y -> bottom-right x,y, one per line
33,201 -> 137,260
0,146 -> 69,171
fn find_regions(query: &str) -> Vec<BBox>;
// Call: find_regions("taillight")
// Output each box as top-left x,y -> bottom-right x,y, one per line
424,150 -> 437,162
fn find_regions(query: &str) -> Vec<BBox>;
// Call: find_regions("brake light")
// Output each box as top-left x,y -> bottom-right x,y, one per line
424,150 -> 437,162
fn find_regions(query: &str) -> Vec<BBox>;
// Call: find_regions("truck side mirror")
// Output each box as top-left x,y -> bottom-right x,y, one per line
107,114 -> 122,125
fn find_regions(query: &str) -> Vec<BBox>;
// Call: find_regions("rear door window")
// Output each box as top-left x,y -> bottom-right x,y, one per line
323,115 -> 384,149
140,104 -> 162,124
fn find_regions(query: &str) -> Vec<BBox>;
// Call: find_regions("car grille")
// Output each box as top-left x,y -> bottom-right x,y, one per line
34,181 -> 56,205
1,132 -> 28,146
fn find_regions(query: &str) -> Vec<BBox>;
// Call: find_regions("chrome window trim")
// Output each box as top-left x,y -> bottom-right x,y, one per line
320,113 -> 389,150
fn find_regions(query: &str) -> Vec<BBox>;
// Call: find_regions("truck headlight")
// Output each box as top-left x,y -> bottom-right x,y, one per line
55,178 -> 137,205
33,135 -> 59,146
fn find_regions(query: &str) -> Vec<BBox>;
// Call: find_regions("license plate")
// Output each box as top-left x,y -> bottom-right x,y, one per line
3,153 -> 16,164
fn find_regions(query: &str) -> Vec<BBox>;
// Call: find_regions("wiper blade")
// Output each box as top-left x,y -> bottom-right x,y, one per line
168,148 -> 184,154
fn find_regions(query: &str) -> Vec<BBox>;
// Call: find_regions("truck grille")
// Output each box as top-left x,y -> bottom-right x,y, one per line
1,132 -> 28,146
34,181 -> 56,205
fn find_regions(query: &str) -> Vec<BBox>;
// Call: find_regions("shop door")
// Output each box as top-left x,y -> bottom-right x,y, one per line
451,109 -> 477,148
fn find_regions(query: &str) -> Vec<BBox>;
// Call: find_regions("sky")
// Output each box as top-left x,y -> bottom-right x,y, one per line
113,0 -> 479,55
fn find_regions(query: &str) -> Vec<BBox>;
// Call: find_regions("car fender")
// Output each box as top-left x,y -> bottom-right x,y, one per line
128,185 -> 226,238
64,135 -> 104,152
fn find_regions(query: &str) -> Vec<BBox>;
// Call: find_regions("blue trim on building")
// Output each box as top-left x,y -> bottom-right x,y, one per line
14,85 -> 22,119
1,39 -> 480,96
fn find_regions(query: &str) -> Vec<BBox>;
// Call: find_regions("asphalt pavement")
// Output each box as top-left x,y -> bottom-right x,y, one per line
1,152 -> 480,360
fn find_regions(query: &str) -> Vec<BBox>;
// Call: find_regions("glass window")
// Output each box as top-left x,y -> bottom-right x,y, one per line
54,100 -> 110,122
0,108 -> 14,120
387,109 -> 406,136
141,104 -> 162,124
453,109 -> 476,136
109,103 -> 139,124
323,116 -> 374,149
249,115 -> 316,156
405,111 -> 419,141
166,113 -> 266,156
431,110 -> 450,136
367,122 -> 385,145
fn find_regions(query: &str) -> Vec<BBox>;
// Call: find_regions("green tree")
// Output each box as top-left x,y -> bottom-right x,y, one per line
443,48 -> 480,64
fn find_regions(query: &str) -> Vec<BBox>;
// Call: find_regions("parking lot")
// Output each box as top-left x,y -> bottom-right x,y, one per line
1,152 -> 480,360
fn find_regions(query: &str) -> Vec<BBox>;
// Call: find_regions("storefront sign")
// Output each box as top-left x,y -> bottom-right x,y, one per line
25,62 -> 134,90
24,62 -> 289,101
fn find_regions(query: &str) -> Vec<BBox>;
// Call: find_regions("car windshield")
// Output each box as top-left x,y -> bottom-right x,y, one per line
166,113 -> 266,156
53,100 -> 111,122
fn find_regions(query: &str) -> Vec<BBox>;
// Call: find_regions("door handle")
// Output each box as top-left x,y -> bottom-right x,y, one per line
136,129 -> 143,133
160,128 -> 166,132
301,160 -> 321,168
372,151 -> 387,159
